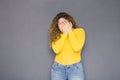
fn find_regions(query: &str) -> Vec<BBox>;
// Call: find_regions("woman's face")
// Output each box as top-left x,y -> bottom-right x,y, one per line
57,18 -> 72,30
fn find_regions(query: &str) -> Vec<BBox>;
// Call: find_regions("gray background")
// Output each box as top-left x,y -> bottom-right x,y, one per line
0,0 -> 120,80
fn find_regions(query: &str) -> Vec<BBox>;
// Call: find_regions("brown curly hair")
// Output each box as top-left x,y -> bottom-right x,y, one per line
48,12 -> 79,46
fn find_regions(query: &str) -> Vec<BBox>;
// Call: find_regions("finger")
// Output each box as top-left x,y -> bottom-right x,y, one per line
63,20 -> 67,24
62,20 -> 67,25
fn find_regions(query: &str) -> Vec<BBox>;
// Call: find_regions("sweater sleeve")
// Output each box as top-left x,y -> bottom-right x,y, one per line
68,28 -> 85,52
52,34 -> 67,54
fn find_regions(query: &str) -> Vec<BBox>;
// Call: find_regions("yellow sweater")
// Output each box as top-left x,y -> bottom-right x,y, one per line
52,28 -> 85,65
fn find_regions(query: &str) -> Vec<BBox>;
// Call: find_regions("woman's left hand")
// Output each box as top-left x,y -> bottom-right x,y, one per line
66,22 -> 73,34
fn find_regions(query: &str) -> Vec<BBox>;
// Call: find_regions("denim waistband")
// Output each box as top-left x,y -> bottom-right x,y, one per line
53,61 -> 82,67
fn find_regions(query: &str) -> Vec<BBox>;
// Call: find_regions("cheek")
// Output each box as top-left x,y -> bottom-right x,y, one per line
70,22 -> 73,26
69,22 -> 73,27
57,24 -> 62,30
58,23 -> 62,28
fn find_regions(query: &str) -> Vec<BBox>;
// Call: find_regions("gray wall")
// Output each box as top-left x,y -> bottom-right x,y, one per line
0,0 -> 120,80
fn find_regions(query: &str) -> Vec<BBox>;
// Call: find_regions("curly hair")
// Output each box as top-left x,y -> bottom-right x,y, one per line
48,12 -> 79,47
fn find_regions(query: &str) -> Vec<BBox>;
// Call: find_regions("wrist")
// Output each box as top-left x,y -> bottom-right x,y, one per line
67,29 -> 73,34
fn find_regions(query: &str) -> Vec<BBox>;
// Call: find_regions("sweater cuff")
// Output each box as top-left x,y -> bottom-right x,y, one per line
61,33 -> 67,37
68,31 -> 73,36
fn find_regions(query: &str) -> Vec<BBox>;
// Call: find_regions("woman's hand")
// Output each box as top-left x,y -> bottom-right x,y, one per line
58,18 -> 73,34
58,22 -> 68,34
66,22 -> 73,33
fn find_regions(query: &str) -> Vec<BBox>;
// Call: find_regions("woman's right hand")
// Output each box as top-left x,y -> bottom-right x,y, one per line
58,21 -> 68,34
59,27 -> 68,34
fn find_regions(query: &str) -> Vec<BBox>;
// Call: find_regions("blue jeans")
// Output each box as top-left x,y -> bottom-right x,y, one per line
51,61 -> 84,80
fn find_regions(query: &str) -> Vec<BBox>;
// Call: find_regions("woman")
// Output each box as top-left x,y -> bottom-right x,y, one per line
48,12 -> 86,80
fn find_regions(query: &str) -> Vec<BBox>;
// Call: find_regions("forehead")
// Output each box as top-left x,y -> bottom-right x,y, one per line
58,18 -> 68,22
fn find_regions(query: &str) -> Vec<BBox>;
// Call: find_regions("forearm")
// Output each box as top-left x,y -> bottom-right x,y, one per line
52,34 -> 67,54
68,28 -> 85,52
